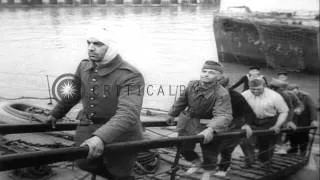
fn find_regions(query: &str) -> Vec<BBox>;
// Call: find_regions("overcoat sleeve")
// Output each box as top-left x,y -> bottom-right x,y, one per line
93,73 -> 145,144
207,90 -> 233,132
168,82 -> 190,117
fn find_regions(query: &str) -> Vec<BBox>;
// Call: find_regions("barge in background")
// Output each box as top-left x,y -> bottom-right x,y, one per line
213,0 -> 320,73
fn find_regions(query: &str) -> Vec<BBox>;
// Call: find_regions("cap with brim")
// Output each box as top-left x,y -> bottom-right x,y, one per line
287,84 -> 299,90
202,61 -> 224,73
277,71 -> 288,76
270,78 -> 288,88
249,66 -> 260,70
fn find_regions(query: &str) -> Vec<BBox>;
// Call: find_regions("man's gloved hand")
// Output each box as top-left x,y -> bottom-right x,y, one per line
166,116 -> 176,126
269,125 -> 281,134
241,124 -> 253,138
45,115 -> 58,129
198,127 -> 214,144
81,136 -> 104,159
286,121 -> 297,130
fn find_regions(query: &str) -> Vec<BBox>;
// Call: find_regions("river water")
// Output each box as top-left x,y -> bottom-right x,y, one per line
0,4 -> 319,109
0,5 -> 221,110
0,4 -> 319,179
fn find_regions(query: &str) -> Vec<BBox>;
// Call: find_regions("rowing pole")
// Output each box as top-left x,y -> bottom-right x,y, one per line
0,120 -> 177,134
0,126 -> 316,171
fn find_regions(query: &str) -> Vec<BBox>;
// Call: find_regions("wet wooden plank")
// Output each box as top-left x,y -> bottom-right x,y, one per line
211,174 -> 231,180
229,169 -> 263,179
236,156 -> 291,170
231,158 -> 279,173
272,160 -> 296,167
272,156 -> 301,164
225,170 -> 258,180
230,162 -> 269,176
231,166 -> 267,176
273,154 -> 306,163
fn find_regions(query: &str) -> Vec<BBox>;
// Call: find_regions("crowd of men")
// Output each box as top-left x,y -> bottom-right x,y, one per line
46,27 -> 318,180
166,63 -> 319,180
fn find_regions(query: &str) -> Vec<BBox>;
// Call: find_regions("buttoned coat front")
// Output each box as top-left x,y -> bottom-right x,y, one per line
51,55 -> 145,177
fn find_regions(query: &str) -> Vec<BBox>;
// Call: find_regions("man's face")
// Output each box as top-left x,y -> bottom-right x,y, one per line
249,69 -> 260,76
200,69 -> 221,83
87,37 -> 108,62
278,74 -> 288,81
250,85 -> 264,96
291,88 -> 299,95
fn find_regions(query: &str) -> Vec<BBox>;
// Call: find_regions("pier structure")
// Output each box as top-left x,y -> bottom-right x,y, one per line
0,0 -> 219,6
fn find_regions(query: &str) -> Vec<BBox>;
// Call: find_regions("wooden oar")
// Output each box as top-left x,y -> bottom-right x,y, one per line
0,121 -> 177,135
0,126 -> 315,171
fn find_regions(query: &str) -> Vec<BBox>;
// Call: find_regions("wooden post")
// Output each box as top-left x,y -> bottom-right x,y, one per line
49,0 -> 57,4
132,0 -> 141,4
97,0 -> 105,4
317,32 -> 320,68
190,0 -> 197,4
81,0 -> 90,4
65,0 -> 73,4
32,0 -> 42,4
7,0 -> 15,4
151,0 -> 160,4
170,145 -> 181,180
46,75 -> 53,105
170,0 -> 177,4
114,0 -> 123,4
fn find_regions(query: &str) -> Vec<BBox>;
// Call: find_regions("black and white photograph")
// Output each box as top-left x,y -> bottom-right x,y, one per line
0,0 -> 319,179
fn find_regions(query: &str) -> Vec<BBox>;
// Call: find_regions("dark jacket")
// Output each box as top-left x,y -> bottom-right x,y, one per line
277,90 -> 304,123
168,80 -> 233,133
294,91 -> 317,126
230,75 -> 268,91
228,90 -> 256,129
52,55 -> 145,144
51,55 -> 145,176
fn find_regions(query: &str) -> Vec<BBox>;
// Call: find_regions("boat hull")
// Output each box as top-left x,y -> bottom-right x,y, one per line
213,14 -> 320,73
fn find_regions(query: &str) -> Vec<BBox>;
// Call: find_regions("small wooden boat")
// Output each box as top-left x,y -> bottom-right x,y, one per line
0,101 -> 318,180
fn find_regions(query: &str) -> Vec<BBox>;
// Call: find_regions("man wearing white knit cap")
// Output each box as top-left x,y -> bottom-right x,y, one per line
47,27 -> 145,180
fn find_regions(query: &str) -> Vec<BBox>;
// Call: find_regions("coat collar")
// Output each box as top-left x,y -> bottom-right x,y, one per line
84,55 -> 123,76
193,81 -> 218,99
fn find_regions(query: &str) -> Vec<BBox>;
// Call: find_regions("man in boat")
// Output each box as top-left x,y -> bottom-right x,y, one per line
286,84 -> 318,156
166,61 -> 233,180
269,78 -> 304,154
46,28 -> 145,180
213,75 -> 255,176
241,77 -> 289,168
229,66 -> 268,92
